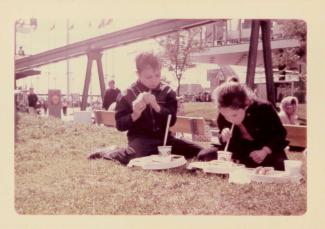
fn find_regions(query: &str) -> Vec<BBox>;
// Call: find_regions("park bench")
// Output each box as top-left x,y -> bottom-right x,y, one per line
93,110 -> 207,136
283,124 -> 307,148
94,110 -> 116,127
93,110 -> 307,148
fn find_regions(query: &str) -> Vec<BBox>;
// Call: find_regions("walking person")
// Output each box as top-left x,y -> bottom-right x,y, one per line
102,80 -> 121,110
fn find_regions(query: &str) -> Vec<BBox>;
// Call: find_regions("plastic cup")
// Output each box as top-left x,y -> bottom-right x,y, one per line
218,151 -> 232,161
158,146 -> 172,157
284,160 -> 302,176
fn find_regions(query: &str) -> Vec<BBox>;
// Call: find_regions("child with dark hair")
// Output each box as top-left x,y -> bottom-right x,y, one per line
89,52 -> 203,164
198,82 -> 288,170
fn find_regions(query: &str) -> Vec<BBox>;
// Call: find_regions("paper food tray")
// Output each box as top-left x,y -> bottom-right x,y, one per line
247,170 -> 302,183
187,160 -> 242,174
127,154 -> 187,170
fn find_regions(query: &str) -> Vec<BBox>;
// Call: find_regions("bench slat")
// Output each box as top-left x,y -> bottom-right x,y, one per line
284,124 -> 307,148
170,116 -> 206,135
93,111 -> 307,149
94,110 -> 116,127
94,111 -> 206,136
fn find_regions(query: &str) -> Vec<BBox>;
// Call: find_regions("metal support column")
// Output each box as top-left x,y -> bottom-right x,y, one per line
81,53 -> 94,110
95,52 -> 106,100
246,20 -> 260,89
81,50 -> 106,110
261,20 -> 276,106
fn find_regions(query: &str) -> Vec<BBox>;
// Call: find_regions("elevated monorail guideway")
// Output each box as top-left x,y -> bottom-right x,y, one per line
15,19 -> 280,109
15,19 -> 217,110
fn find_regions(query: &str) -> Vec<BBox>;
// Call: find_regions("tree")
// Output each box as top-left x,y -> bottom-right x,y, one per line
272,20 -> 307,103
272,20 -> 306,73
158,28 -> 204,96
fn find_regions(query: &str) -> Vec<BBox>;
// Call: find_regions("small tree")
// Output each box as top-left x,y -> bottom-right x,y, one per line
158,28 -> 204,96
272,20 -> 306,73
272,20 -> 307,103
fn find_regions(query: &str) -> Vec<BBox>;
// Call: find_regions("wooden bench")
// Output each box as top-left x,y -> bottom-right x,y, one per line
283,124 -> 307,148
170,116 -> 206,136
94,110 -> 116,127
94,110 -> 307,148
93,110 -> 206,136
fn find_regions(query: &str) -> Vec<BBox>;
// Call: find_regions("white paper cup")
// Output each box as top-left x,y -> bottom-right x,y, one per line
158,146 -> 172,157
218,151 -> 232,161
284,160 -> 302,176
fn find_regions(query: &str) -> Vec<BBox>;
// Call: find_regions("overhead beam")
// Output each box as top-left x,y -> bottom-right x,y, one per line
15,19 -> 217,72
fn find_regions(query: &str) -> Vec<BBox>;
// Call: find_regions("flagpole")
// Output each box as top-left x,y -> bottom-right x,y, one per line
66,19 -> 70,101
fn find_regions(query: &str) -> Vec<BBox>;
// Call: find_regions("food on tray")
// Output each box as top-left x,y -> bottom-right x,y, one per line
254,166 -> 274,175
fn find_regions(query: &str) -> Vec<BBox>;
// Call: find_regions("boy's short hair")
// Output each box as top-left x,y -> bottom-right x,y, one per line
135,52 -> 162,73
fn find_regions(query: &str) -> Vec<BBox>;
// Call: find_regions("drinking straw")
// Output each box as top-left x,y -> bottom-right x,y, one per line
163,114 -> 172,146
224,123 -> 235,152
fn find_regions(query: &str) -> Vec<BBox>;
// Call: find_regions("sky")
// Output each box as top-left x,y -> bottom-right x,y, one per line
15,18 -> 215,95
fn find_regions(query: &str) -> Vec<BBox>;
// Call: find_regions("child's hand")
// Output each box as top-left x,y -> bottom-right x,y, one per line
143,93 -> 160,112
249,149 -> 268,164
142,92 -> 152,104
142,93 -> 157,105
220,128 -> 232,143
131,97 -> 146,121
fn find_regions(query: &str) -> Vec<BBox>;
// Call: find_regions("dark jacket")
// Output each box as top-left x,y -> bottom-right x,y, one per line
102,88 -> 121,110
115,81 -> 177,140
28,93 -> 38,108
217,100 -> 288,162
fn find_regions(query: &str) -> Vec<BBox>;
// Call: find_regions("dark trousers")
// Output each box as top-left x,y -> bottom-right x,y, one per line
104,135 -> 203,165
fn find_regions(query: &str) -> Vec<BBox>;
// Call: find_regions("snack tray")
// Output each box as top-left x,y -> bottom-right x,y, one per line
187,160 -> 242,174
187,161 -> 303,183
127,154 -> 187,170
246,169 -> 303,183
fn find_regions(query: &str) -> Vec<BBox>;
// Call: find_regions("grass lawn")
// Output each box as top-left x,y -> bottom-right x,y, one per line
15,114 -> 306,215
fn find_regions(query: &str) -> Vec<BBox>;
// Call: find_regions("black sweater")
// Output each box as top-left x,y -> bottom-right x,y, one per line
102,88 -> 121,110
217,100 -> 288,161
115,81 -> 177,140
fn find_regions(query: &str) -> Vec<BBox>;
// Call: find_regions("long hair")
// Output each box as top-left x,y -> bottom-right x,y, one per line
212,82 -> 255,109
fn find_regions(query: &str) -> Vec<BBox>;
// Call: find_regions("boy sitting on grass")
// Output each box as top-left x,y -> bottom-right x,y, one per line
89,52 -> 203,165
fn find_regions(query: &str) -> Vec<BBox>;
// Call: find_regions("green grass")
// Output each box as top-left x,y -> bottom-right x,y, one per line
15,114 -> 306,215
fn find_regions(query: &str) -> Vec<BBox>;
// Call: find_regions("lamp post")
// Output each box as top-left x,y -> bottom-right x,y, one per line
66,19 -> 71,101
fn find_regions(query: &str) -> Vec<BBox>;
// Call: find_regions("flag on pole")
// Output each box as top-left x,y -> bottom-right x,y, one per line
50,24 -> 56,31
30,18 -> 37,30
98,18 -> 113,29
15,18 -> 37,33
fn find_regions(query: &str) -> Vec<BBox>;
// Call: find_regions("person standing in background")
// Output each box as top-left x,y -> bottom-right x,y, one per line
62,98 -> 68,116
102,80 -> 121,110
27,87 -> 38,114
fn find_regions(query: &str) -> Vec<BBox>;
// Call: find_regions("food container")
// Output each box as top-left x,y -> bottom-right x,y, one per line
217,150 -> 232,161
158,146 -> 172,159
284,160 -> 302,176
